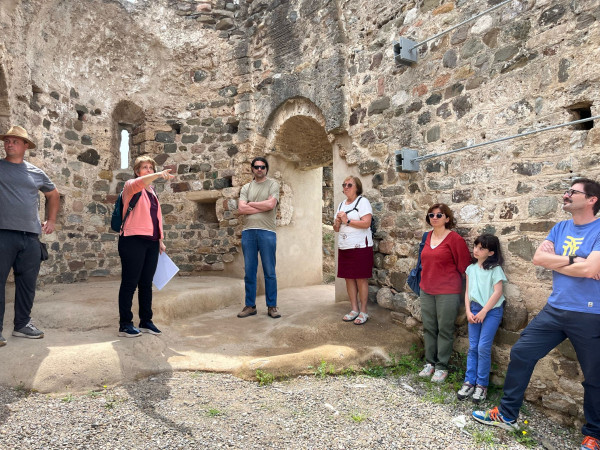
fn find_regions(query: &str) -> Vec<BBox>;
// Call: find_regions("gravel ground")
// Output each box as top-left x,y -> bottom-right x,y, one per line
0,371 -> 581,449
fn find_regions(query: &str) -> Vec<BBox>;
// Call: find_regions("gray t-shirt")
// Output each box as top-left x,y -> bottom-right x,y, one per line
0,159 -> 56,234
239,178 -> 280,232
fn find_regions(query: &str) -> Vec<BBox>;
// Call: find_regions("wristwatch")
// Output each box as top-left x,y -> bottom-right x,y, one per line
347,219 -> 351,224
568,254 -> 575,265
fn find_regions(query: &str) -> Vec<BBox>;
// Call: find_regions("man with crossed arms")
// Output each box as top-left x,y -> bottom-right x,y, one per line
473,178 -> 600,450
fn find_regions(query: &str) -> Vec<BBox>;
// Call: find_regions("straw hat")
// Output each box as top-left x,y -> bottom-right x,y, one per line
0,126 -> 36,149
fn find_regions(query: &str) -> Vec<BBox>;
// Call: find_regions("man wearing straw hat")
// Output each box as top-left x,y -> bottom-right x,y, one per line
0,126 -> 59,346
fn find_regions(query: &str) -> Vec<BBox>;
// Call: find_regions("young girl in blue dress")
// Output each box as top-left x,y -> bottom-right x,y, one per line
458,234 -> 507,403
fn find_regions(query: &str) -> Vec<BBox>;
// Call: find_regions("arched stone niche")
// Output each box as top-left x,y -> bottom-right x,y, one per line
258,97 -> 334,289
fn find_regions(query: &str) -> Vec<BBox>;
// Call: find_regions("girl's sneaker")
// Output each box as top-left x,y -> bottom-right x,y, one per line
457,382 -> 475,400
419,363 -> 434,377
472,385 -> 488,403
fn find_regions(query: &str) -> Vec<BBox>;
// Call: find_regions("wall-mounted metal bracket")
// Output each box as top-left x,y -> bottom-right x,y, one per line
395,148 -> 420,172
393,38 -> 418,65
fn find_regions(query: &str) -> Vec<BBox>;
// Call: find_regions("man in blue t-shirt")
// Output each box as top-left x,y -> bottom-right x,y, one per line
0,126 -> 60,346
473,178 -> 600,450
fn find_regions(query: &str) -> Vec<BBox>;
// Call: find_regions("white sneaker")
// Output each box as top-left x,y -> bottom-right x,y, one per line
431,369 -> 448,383
472,385 -> 487,403
419,363 -> 434,377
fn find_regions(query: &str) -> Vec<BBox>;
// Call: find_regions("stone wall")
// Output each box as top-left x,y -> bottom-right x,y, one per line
2,0 -> 600,425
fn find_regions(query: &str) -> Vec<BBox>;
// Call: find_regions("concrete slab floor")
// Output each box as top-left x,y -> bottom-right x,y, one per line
0,276 -> 420,394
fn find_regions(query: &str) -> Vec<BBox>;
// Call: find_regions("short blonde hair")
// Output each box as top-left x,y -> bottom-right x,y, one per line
133,155 -> 157,177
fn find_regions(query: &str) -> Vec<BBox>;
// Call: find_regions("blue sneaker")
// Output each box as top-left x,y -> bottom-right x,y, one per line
472,406 -> 518,431
118,323 -> 141,338
139,321 -> 162,335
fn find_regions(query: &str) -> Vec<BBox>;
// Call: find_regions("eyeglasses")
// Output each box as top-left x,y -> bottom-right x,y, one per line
428,213 -> 445,219
342,183 -> 354,188
253,165 -> 266,170
564,189 -> 587,197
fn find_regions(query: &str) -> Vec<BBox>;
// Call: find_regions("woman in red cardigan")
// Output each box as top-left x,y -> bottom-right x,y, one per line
117,156 -> 174,338
418,203 -> 471,383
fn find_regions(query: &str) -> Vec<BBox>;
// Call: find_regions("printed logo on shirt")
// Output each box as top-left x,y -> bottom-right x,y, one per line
561,236 -> 584,256
589,302 -> 594,308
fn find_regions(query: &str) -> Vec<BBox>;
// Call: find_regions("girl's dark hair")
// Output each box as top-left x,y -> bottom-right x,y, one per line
474,234 -> 504,270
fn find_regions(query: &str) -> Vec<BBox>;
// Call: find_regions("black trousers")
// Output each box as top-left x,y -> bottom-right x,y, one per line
0,230 -> 42,333
118,235 -> 159,325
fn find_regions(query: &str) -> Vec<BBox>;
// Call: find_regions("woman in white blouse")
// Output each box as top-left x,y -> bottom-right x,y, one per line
333,176 -> 374,325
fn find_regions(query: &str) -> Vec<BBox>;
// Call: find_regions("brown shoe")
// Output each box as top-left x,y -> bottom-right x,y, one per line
268,307 -> 281,319
237,306 -> 257,318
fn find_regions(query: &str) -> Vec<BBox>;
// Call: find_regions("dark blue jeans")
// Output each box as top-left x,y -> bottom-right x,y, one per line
241,229 -> 277,307
0,230 -> 42,334
499,304 -> 600,439
465,302 -> 503,387
118,236 -> 159,325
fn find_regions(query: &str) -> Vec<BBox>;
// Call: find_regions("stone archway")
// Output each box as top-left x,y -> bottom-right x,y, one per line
262,97 -> 334,289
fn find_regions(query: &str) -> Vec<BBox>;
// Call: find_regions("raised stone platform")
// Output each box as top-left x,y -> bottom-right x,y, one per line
0,276 -> 420,393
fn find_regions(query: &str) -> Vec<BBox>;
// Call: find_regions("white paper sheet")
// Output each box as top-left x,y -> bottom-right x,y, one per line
153,252 -> 179,290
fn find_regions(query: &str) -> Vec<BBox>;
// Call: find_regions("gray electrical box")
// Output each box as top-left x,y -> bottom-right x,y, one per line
395,149 -> 420,172
393,38 -> 418,65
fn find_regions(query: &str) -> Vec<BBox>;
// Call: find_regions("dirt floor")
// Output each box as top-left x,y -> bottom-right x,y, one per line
0,276 -> 419,394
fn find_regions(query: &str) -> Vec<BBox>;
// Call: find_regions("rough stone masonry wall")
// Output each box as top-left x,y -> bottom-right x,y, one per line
336,0 -> 600,427
2,0 -> 600,426
0,0 -> 253,282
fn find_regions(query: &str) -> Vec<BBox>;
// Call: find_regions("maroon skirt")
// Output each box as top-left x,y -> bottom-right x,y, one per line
337,246 -> 374,279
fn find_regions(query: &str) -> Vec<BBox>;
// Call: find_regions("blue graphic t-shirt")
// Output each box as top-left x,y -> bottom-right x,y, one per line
546,218 -> 600,314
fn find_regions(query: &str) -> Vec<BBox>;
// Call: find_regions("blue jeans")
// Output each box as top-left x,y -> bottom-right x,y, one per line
0,230 -> 42,333
465,302 -> 503,387
241,229 -> 277,307
499,304 -> 600,439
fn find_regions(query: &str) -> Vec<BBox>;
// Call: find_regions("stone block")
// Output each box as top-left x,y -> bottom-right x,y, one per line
501,301 -> 528,332
528,197 -> 558,217
507,236 -> 536,261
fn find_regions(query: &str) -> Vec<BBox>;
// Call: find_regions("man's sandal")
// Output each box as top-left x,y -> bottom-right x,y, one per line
354,312 -> 369,325
343,310 -> 360,322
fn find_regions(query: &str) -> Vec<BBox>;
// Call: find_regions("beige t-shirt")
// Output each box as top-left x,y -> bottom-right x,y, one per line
240,178 -> 280,232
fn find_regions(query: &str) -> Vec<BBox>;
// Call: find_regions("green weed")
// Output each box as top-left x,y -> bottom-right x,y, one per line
206,408 -> 223,417
471,427 -> 496,446
350,411 -> 367,423
361,361 -> 387,378
313,360 -> 335,378
61,393 -> 74,403
511,420 -> 537,448
255,369 -> 275,386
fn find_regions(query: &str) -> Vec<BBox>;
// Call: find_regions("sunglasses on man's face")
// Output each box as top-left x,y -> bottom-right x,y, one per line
428,213 -> 445,219
253,165 -> 266,170
342,183 -> 354,188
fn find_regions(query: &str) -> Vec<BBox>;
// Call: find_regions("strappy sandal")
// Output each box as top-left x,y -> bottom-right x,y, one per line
343,310 -> 360,322
354,312 -> 369,325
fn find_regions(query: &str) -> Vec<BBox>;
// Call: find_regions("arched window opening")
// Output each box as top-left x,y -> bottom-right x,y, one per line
119,128 -> 130,169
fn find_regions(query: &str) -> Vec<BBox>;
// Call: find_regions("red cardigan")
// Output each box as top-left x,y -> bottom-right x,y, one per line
419,230 -> 471,295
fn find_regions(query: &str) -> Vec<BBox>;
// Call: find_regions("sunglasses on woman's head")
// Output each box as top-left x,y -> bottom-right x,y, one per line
342,183 -> 354,188
428,213 -> 445,219
253,165 -> 266,170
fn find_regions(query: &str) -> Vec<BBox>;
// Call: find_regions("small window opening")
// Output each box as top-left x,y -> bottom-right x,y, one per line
568,103 -> 594,130
119,129 -> 130,169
